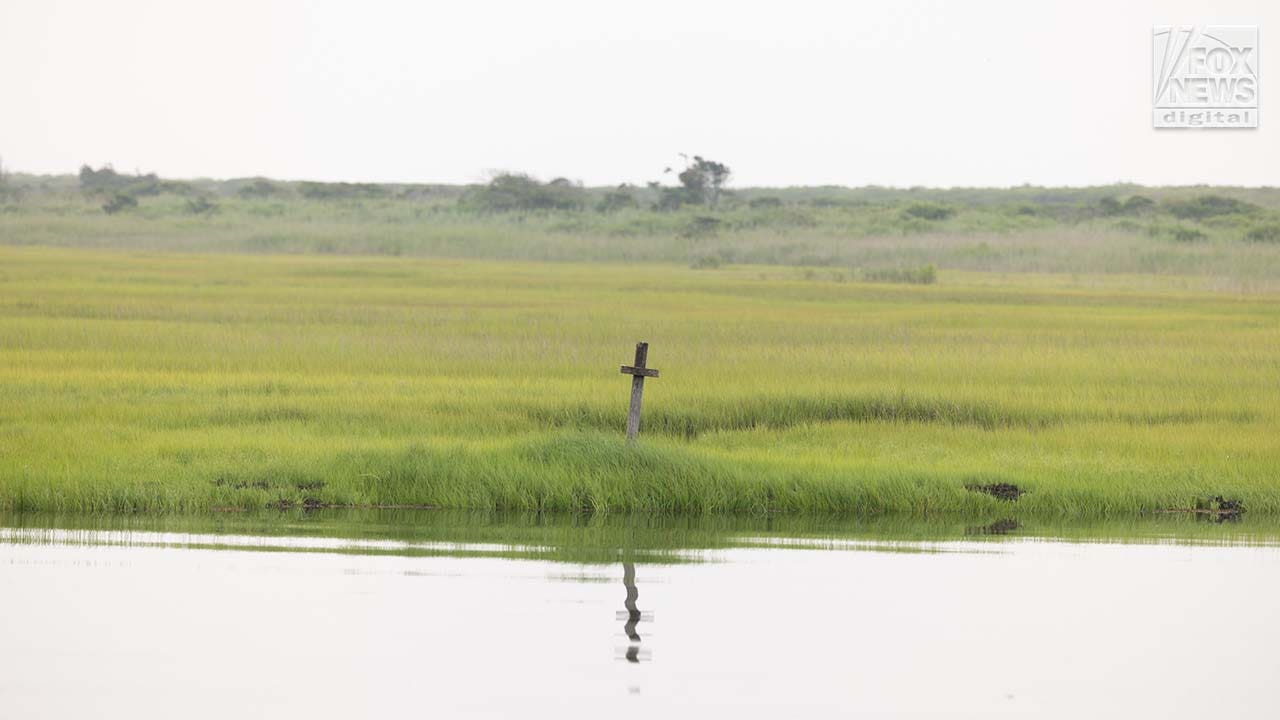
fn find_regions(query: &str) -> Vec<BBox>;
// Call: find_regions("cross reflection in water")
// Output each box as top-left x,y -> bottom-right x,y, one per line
618,561 -> 652,663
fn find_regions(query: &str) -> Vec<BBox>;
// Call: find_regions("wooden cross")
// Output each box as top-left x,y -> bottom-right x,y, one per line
620,341 -> 659,442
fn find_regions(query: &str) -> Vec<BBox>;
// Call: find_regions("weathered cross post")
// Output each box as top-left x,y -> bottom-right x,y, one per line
620,342 -> 659,442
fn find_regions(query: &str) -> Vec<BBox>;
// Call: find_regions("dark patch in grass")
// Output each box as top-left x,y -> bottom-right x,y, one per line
965,518 -> 1021,535
213,472 -> 326,494
861,263 -> 938,285
1211,496 -> 1244,513
965,483 -> 1024,501
1162,496 -> 1245,520
212,476 -> 271,490
267,499 -> 437,511
273,497 -> 327,511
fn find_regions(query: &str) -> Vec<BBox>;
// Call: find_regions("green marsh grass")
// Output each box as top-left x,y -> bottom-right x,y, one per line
1,246 -> 1278,516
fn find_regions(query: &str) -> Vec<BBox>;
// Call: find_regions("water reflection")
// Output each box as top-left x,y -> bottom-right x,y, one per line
3,512 -> 1280,717
3,509 -> 1280,566
622,561 -> 645,662
615,561 -> 653,662
964,518 -> 1021,536
623,562 -> 641,643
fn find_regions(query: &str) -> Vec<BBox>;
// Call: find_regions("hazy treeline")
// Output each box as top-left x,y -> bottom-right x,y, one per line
3,161 -> 1280,285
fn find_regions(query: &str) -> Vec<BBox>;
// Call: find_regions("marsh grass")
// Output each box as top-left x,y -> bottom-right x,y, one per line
1,247 -> 1278,516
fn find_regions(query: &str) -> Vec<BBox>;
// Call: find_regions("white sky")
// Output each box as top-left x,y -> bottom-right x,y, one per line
1,0 -> 1275,187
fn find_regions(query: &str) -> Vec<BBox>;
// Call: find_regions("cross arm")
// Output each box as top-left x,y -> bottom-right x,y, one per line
620,366 -> 659,378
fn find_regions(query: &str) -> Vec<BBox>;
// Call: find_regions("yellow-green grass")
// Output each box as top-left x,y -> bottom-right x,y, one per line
1,246 -> 1278,516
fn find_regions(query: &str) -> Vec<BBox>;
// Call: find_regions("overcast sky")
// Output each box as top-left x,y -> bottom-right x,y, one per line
1,0 -> 1275,187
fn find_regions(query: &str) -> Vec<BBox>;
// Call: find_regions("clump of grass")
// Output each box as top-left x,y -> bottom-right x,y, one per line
1164,194 -> 1259,220
1169,226 -> 1209,243
1244,224 -> 1280,243
901,203 -> 955,221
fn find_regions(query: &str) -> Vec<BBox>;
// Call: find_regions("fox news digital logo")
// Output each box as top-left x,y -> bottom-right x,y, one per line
1153,25 -> 1258,128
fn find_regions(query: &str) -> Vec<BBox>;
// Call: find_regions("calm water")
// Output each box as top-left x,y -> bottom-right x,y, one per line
2,512 -> 1279,718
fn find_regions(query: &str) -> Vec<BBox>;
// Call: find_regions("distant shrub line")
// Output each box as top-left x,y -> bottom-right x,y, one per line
0,165 -> 1273,273
862,264 -> 938,285
58,165 -> 1280,248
